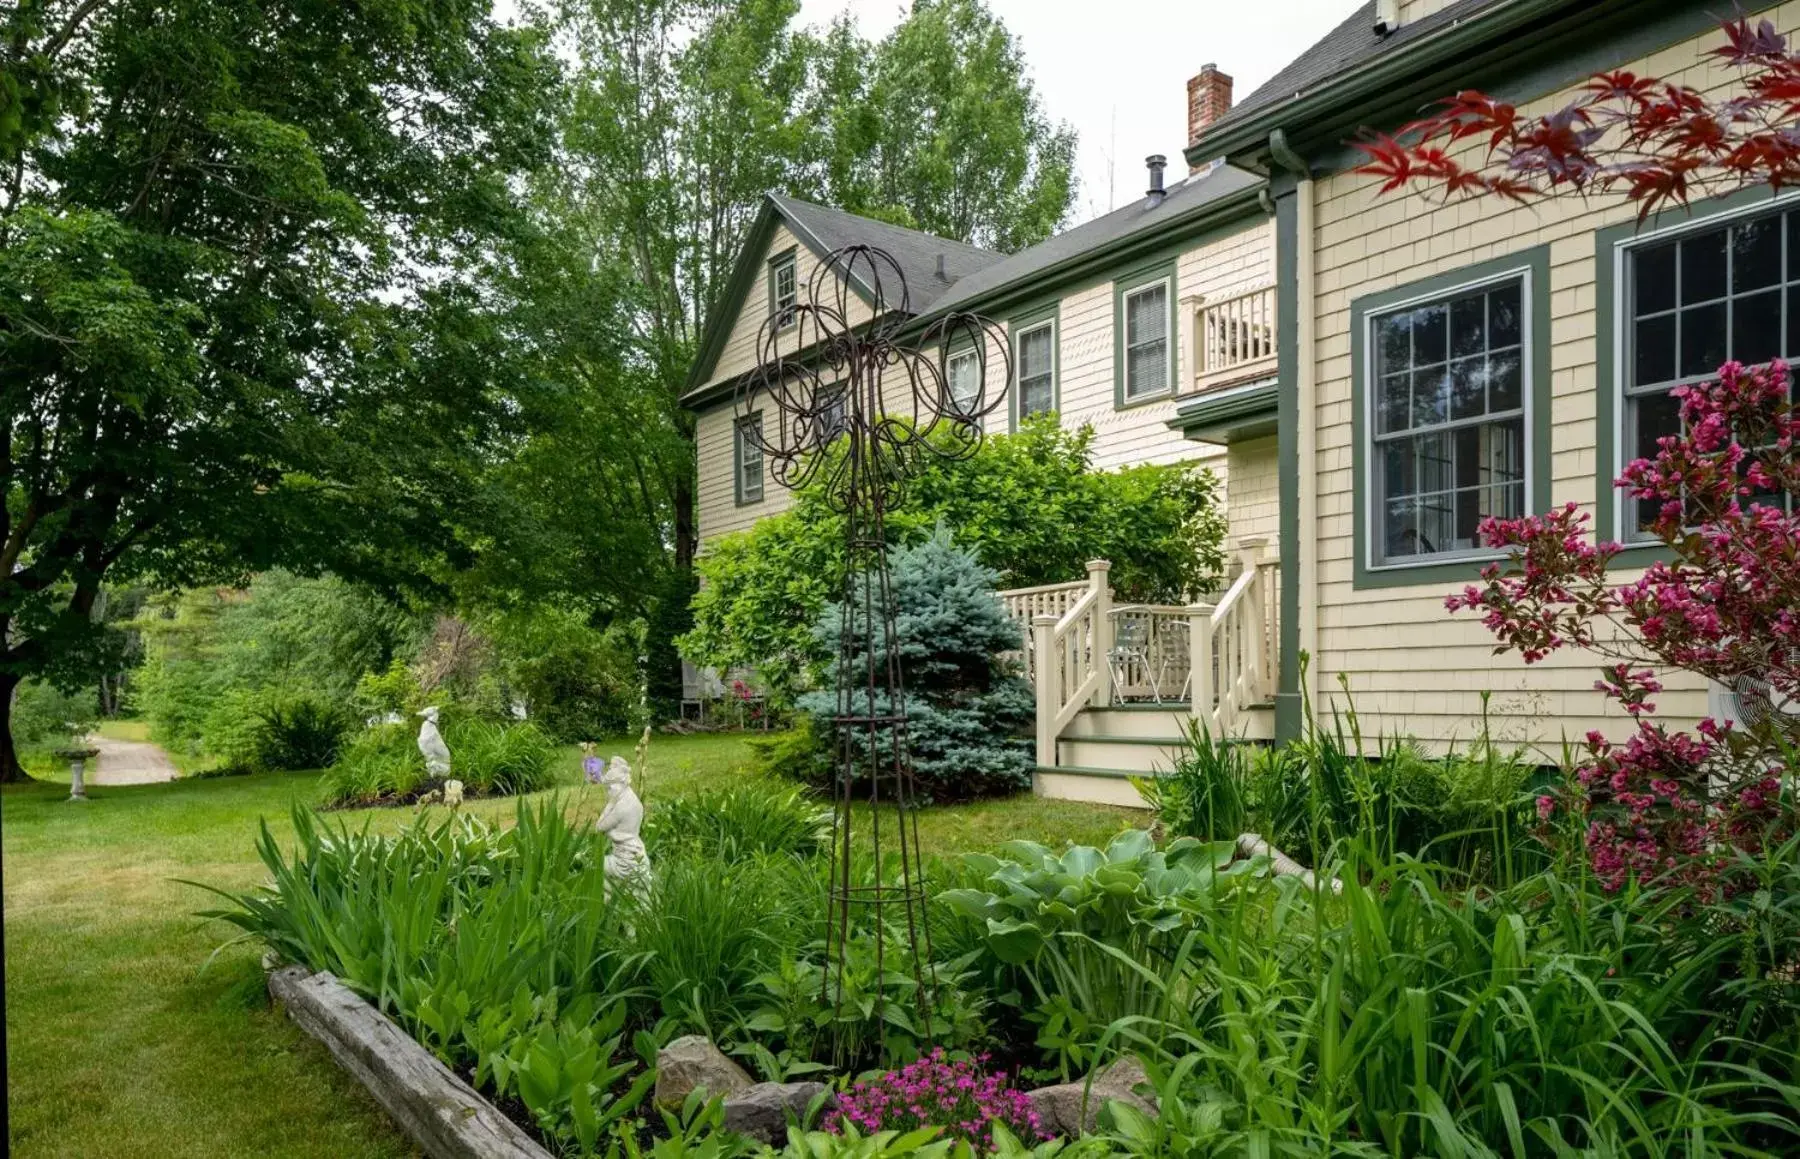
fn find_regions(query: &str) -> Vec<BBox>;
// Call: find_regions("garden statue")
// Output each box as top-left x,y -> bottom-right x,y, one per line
591,754 -> 649,891
416,706 -> 450,777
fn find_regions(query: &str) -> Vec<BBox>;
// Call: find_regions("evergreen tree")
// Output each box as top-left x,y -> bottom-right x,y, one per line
801,525 -> 1032,802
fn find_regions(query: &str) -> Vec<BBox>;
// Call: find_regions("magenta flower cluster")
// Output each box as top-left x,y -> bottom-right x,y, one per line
827,1050 -> 1044,1150
1446,358 -> 1798,895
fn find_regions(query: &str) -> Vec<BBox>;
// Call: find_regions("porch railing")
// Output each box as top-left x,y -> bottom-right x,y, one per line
1194,286 -> 1276,392
997,541 -> 1277,765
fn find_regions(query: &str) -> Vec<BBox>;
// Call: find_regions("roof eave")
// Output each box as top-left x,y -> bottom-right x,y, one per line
896,182 -> 1267,337
1183,0 -> 1592,170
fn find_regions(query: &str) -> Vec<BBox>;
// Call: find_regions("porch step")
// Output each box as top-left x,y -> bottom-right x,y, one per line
1034,765 -> 1151,809
1056,734 -> 1188,776
1065,704 -> 1194,739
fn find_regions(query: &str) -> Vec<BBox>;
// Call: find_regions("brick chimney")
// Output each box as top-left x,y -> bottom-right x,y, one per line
1186,65 -> 1234,172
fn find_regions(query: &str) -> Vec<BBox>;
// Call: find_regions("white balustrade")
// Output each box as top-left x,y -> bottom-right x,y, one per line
1194,286 -> 1277,392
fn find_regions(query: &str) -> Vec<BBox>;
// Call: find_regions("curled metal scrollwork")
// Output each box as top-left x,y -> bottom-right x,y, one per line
731,244 -> 1013,1053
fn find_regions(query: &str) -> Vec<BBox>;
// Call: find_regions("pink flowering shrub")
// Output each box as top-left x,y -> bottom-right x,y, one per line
1446,359 -> 1797,894
827,1050 -> 1045,1149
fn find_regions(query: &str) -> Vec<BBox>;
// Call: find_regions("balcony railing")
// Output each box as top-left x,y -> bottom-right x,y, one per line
1194,285 -> 1276,392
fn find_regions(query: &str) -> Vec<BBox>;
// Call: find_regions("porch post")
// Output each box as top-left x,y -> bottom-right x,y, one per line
1240,537 -> 1272,701
1087,559 -> 1112,709
1187,601 -> 1215,731
1032,614 -> 1058,768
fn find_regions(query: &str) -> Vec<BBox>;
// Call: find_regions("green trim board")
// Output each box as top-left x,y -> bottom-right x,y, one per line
732,412 -> 763,507
1167,377 -> 1278,445
1113,257 -> 1179,410
1006,299 -> 1060,433
1272,175 -> 1302,744
1593,184 -> 1800,561
1348,244 -> 1553,590
1190,0 -> 1739,175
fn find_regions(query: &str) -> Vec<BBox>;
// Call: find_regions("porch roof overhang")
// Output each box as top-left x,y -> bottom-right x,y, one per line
1166,376 -> 1277,445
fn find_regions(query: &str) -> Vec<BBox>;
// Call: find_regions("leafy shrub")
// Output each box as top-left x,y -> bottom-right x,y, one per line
482,606 -> 641,742
828,1051 -> 1044,1150
252,692 -> 352,770
444,718 -> 556,796
645,782 -> 832,861
318,722 -> 426,805
798,528 -> 1034,803
11,680 -> 100,746
682,419 -> 1226,705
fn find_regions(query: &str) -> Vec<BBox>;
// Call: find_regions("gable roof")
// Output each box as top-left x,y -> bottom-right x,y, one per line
680,194 -> 1003,402
1221,0 -> 1504,132
1184,0 -> 1621,167
916,162 -> 1264,322
681,165 -> 1268,409
768,193 -> 1001,313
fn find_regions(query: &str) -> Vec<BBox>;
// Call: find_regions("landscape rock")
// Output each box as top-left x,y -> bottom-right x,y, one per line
1026,1055 -> 1157,1137
721,1081 -> 833,1143
654,1036 -> 753,1107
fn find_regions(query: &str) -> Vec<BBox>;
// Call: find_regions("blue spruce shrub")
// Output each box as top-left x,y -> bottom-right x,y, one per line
799,525 -> 1034,802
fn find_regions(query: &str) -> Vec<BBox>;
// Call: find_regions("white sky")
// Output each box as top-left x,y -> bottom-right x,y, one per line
797,0 -> 1358,224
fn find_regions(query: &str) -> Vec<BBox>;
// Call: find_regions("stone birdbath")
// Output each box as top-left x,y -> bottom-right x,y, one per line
55,746 -> 101,801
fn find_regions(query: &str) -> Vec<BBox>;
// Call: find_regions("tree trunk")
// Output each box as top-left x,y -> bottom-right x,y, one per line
0,672 -> 25,784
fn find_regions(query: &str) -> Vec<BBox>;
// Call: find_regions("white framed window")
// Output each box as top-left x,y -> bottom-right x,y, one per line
1368,272 -> 1530,565
770,253 -> 797,328
1015,321 -> 1055,419
1616,201 -> 1797,538
1123,279 -> 1172,400
734,415 -> 763,505
946,349 -> 982,422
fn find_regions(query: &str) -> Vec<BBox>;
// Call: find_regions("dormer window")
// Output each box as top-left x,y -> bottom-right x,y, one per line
770,250 -> 797,329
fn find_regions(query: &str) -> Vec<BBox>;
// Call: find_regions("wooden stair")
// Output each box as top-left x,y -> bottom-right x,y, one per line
1033,702 -> 1274,807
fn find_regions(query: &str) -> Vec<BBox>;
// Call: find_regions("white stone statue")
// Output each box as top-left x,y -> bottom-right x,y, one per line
593,754 -> 649,890
417,706 -> 451,777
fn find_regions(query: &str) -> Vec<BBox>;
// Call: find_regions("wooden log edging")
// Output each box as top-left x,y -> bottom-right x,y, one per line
268,964 -> 552,1159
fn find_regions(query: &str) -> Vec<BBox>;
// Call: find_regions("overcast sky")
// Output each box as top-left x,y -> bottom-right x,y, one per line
797,0 -> 1357,224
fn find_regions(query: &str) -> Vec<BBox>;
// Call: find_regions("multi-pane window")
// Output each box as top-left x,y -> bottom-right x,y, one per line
1371,277 -> 1527,563
946,349 -> 982,422
1624,207 -> 1795,535
1123,281 -> 1171,400
770,254 -> 797,328
1016,322 -> 1055,418
734,415 -> 763,505
819,386 -> 848,440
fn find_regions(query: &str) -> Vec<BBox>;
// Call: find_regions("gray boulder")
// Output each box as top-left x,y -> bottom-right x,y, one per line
654,1036 -> 753,1107
721,1081 -> 833,1143
1026,1055 -> 1157,1137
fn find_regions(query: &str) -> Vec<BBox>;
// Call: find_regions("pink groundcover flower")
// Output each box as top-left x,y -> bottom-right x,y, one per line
826,1050 -> 1045,1149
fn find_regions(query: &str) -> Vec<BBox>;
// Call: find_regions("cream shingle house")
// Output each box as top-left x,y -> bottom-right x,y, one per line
683,0 -> 1788,804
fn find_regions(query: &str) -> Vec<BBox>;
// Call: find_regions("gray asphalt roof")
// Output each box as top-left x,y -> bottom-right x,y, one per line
919,161 -> 1265,318
769,193 -> 1004,314
1214,0 -> 1505,132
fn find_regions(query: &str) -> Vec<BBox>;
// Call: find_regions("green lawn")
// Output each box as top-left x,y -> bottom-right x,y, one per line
4,731 -> 1139,1158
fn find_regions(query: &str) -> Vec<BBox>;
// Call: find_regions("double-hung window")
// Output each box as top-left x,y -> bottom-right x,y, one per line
734,414 -> 764,505
770,252 -> 797,329
1123,279 -> 1172,401
1621,206 -> 1795,536
1370,275 -> 1528,563
946,348 -> 982,423
1015,321 -> 1055,419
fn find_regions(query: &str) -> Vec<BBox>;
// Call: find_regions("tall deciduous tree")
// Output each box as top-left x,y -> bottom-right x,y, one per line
0,0 -> 564,778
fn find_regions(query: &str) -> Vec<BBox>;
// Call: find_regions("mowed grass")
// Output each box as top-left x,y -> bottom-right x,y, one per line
3,730 -> 1139,1158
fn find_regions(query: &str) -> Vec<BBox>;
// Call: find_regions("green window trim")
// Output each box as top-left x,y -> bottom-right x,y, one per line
733,412 -> 764,506
767,246 -> 798,331
1349,244 -> 1553,590
1114,258 -> 1180,409
1007,301 -> 1060,432
1595,186 -> 1800,562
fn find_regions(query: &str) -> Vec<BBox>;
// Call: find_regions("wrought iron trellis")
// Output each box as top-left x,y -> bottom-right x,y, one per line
737,244 -> 1012,1046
